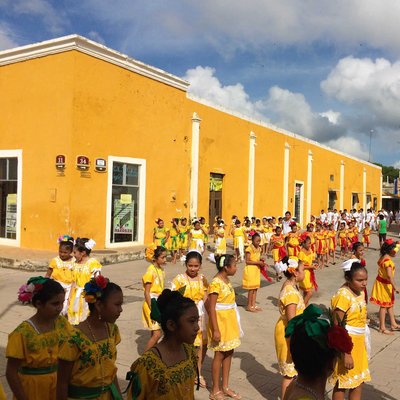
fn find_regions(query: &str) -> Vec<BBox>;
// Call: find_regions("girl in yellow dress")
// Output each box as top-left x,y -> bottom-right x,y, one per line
314,224 -> 326,269
330,260 -> 370,400
207,255 -> 242,400
178,217 -> 190,257
215,221 -> 227,256
6,277 -> 70,400
231,219 -> 245,262
153,218 -> 170,248
242,233 -> 266,312
168,218 -> 180,264
328,223 -> 337,265
57,276 -> 123,400
199,216 -> 210,244
127,289 -> 199,400
337,221 -> 348,259
263,217 -> 273,255
298,236 -> 318,306
362,222 -> 371,249
68,238 -> 102,325
268,225 -> 287,281
46,235 -> 75,316
171,251 -> 208,388
370,239 -> 400,334
189,219 -> 206,253
142,246 -> 167,351
274,257 -> 305,400
285,222 -> 301,257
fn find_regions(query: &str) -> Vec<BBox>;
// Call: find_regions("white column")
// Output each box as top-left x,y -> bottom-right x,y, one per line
379,174 -> 383,209
306,150 -> 313,222
283,142 -> 290,215
248,132 -> 257,217
190,112 -> 201,219
340,160 -> 345,210
363,168 -> 367,210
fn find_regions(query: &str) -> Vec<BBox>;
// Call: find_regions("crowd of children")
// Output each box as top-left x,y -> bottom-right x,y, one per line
5,206 -> 400,400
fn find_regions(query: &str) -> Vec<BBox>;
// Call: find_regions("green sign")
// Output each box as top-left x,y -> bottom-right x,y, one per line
113,199 -> 134,234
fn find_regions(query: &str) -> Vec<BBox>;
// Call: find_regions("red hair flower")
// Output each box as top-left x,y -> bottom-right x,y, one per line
327,325 -> 353,354
95,275 -> 108,289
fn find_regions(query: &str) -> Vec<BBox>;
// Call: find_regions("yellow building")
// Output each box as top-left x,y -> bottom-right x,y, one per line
0,35 -> 382,251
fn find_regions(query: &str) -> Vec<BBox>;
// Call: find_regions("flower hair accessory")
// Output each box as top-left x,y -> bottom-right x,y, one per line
385,238 -> 394,246
84,239 -> 96,251
219,256 -> 226,268
83,275 -> 109,303
145,243 -> 156,261
58,234 -> 73,244
285,304 -> 353,354
18,276 -> 50,303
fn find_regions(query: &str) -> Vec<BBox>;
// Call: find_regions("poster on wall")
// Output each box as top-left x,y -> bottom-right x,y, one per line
6,193 -> 17,238
113,199 -> 134,240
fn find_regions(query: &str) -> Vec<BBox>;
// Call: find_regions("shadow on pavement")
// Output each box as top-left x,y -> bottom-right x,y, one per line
235,351 -> 280,399
134,329 -> 150,355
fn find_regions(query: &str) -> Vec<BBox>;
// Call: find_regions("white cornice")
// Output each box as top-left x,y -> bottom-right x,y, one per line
0,35 -> 189,92
187,94 -> 381,171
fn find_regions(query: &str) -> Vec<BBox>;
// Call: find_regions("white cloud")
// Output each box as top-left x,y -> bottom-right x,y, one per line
8,0 -> 67,34
0,22 -> 18,50
183,66 -> 266,120
319,111 -> 340,125
394,160 -> 400,169
325,137 -> 369,160
88,31 -> 105,45
74,1 -> 400,55
321,56 -> 400,129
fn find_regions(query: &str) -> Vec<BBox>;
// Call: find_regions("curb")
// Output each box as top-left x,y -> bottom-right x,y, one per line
0,250 -> 146,272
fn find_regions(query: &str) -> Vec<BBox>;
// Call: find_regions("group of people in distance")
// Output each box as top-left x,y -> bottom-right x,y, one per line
4,205 -> 400,400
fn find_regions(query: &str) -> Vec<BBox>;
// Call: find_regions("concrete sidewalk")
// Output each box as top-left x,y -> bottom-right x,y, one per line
0,234 -> 399,399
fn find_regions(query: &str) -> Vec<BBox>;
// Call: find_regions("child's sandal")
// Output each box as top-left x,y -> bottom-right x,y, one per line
223,388 -> 242,399
209,391 -> 226,400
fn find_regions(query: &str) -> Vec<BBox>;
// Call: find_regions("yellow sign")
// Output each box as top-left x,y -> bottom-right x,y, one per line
210,177 -> 223,192
120,194 -> 132,204
7,193 -> 17,204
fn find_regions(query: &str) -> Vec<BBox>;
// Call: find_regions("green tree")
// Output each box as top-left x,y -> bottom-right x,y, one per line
374,163 -> 400,182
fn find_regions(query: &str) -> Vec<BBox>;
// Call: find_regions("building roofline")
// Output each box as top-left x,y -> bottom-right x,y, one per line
0,34 -> 189,92
187,94 -> 382,171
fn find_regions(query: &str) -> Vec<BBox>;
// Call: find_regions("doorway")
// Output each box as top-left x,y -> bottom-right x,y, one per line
294,181 -> 304,225
209,173 -> 223,224
106,157 -> 146,247
328,191 -> 337,210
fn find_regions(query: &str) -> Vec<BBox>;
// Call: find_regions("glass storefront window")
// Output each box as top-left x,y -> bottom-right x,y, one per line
110,162 -> 140,243
0,157 -> 18,239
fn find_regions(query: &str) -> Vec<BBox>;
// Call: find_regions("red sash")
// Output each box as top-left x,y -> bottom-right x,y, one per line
309,269 -> 318,291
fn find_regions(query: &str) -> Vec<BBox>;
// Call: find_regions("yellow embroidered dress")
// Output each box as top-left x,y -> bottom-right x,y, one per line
286,233 -> 300,257
6,316 -> 71,400
49,256 -> 75,315
154,227 -> 169,248
370,256 -> 396,307
208,277 -> 241,352
298,249 -> 317,292
189,229 -> 205,252
168,225 -> 179,251
215,227 -> 226,255
329,287 -> 371,389
58,323 -> 121,399
274,284 -> 305,377
127,343 -> 197,399
178,224 -> 190,250
171,273 -> 208,346
242,244 -> 262,290
142,264 -> 165,330
68,258 -> 102,325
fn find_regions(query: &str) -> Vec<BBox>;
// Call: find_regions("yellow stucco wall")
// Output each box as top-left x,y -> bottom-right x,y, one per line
0,45 -> 382,250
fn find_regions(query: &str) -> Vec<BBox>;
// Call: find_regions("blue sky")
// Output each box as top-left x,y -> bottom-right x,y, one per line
1,0 -> 399,167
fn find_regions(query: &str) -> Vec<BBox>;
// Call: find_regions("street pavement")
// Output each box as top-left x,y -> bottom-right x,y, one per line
0,234 -> 400,399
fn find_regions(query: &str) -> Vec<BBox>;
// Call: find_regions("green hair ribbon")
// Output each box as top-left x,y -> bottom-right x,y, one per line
27,276 -> 50,286
285,304 -> 330,339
